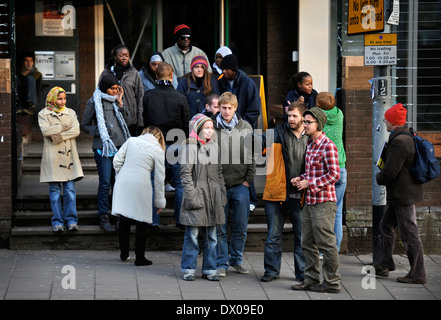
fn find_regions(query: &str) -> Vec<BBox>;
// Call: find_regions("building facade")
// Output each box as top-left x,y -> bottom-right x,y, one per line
0,0 -> 440,253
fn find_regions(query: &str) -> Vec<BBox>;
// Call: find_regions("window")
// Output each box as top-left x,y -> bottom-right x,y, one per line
392,0 -> 441,131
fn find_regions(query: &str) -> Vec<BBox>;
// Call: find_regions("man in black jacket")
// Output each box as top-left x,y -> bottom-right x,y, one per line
143,62 -> 190,226
375,103 -> 426,284
218,54 -> 261,128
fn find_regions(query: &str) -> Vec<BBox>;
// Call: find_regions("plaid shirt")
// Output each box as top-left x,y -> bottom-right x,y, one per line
300,132 -> 340,205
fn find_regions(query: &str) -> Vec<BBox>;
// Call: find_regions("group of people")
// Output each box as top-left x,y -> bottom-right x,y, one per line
34,23 -> 426,291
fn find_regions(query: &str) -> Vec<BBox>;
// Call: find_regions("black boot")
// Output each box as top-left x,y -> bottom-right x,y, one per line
118,216 -> 131,261
99,214 -> 115,233
134,222 -> 152,266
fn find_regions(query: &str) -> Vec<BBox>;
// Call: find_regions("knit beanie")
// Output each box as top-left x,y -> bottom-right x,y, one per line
385,103 -> 407,126
99,73 -> 119,93
220,54 -> 238,72
174,24 -> 191,37
303,107 -> 328,131
191,113 -> 213,133
190,55 -> 208,70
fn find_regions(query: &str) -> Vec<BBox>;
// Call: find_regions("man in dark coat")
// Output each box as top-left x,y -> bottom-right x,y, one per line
217,54 -> 261,128
375,103 -> 426,284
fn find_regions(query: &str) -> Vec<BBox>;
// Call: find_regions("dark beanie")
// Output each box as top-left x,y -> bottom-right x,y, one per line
99,73 -> 119,93
174,24 -> 191,37
220,54 -> 238,72
303,107 -> 328,131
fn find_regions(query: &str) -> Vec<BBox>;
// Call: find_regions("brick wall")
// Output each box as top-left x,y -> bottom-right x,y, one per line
0,59 -> 12,246
342,56 -> 441,254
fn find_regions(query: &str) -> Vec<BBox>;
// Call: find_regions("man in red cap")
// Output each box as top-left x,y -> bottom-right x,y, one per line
375,103 -> 426,284
162,24 -> 212,79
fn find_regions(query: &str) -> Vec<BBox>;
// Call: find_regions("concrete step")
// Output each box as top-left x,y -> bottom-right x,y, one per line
9,223 -> 294,251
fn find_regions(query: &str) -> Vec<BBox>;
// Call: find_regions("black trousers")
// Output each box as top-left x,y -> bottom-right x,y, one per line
378,204 -> 426,280
118,216 -> 149,260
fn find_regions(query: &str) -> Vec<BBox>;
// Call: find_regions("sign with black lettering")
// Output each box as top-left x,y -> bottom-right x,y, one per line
364,34 -> 397,66
348,0 -> 384,35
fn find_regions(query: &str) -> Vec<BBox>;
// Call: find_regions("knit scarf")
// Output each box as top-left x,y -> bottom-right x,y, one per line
216,112 -> 238,133
93,87 -> 131,157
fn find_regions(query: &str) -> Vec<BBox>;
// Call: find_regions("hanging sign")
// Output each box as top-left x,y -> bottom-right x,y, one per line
348,0 -> 384,35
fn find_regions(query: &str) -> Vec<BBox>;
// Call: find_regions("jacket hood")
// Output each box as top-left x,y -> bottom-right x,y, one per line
322,107 -> 343,126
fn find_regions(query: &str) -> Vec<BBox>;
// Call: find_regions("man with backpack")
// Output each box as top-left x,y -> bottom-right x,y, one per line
375,103 -> 426,284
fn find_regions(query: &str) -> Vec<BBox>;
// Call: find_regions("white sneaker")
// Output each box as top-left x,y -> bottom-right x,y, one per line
165,182 -> 175,192
250,204 -> 256,212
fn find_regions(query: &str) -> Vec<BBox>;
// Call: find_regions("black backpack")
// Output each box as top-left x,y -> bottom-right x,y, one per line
397,128 -> 440,184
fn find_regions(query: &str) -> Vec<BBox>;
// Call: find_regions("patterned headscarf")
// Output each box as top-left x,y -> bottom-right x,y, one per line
46,86 -> 66,113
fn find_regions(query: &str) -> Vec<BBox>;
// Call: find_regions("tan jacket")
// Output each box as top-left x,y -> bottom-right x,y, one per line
38,107 -> 83,183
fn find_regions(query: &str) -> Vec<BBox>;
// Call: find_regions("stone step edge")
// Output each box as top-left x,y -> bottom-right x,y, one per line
10,223 -> 293,236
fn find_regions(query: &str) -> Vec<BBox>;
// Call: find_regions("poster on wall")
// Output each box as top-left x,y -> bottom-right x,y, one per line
35,1 -> 74,37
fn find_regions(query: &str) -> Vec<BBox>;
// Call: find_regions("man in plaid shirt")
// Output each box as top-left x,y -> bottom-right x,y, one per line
291,107 -> 341,293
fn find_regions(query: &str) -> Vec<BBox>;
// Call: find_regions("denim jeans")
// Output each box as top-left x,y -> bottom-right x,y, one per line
166,144 -> 183,224
334,167 -> 347,252
216,183 -> 250,270
181,226 -> 218,275
49,180 -> 78,227
264,198 -> 305,280
93,150 -> 115,216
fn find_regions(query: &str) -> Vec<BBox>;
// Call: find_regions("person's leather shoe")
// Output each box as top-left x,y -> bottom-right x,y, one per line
260,274 -> 279,282
397,276 -> 426,284
99,214 -> 115,233
309,284 -> 341,293
291,281 -> 312,290
374,265 -> 389,277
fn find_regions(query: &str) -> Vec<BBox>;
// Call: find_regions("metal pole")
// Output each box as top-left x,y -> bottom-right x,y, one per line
372,18 -> 392,264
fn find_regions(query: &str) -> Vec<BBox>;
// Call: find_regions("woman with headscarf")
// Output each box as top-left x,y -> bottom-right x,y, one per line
212,46 -> 232,79
38,86 -> 83,232
139,51 -> 178,92
80,73 -> 131,233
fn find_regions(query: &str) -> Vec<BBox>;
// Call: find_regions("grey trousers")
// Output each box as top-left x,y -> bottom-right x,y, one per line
301,201 -> 341,289
378,204 -> 426,280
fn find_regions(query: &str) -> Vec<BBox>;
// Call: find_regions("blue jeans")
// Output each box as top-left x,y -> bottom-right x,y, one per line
334,167 -> 347,252
216,184 -> 250,270
93,150 -> 115,216
166,144 -> 183,224
264,198 -> 305,281
49,180 -> 78,227
181,226 -> 218,275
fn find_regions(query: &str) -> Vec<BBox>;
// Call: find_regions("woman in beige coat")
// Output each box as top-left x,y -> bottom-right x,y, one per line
38,87 -> 83,232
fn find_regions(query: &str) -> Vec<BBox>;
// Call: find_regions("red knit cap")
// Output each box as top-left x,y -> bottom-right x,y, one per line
385,103 -> 407,126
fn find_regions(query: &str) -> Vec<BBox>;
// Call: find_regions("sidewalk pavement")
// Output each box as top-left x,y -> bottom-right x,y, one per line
0,250 -> 440,302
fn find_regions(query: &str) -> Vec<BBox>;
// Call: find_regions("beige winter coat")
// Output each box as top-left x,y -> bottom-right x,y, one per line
38,107 -> 83,183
